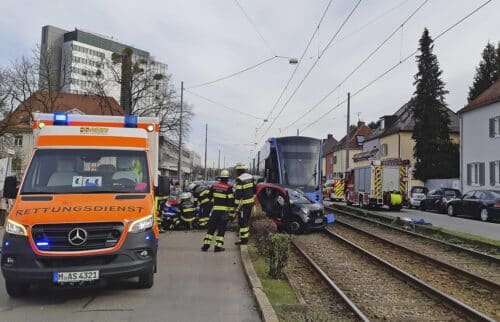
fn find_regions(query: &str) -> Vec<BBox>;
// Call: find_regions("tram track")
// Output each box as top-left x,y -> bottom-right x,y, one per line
328,221 -> 500,320
293,231 -> 496,321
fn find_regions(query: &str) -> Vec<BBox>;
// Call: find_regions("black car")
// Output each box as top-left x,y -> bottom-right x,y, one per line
420,188 -> 462,214
447,190 -> 500,222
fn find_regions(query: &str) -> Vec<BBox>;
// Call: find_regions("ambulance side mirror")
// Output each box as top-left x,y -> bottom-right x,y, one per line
3,176 -> 18,199
157,176 -> 170,197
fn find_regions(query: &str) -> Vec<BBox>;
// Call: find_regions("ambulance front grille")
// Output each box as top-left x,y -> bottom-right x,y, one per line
31,222 -> 124,252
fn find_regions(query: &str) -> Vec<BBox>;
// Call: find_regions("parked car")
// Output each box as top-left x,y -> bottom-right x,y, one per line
447,190 -> 500,222
408,186 -> 428,209
420,188 -> 462,214
323,180 -> 334,201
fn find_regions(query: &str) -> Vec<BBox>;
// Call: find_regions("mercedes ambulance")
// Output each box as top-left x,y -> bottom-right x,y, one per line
1,113 -> 169,297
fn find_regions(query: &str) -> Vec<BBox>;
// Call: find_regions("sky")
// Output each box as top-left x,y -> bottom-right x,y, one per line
1,0 -> 499,169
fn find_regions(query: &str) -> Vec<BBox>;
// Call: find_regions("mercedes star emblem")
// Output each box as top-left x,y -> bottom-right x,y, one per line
68,228 -> 88,246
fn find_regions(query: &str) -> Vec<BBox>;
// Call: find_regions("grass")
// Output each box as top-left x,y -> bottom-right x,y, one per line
248,245 -> 298,306
427,225 -> 500,248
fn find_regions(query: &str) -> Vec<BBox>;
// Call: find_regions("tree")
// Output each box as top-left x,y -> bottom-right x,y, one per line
368,121 -> 379,129
87,47 -> 192,140
467,42 -> 499,102
412,28 -> 458,181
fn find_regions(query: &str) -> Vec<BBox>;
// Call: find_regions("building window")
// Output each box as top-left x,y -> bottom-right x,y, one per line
491,160 -> 500,186
490,116 -> 500,138
333,155 -> 337,165
380,143 -> 388,156
14,135 -> 23,147
467,162 -> 484,186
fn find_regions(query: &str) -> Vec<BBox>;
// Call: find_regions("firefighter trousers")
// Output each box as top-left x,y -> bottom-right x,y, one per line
237,205 -> 252,243
197,204 -> 212,229
203,212 -> 229,249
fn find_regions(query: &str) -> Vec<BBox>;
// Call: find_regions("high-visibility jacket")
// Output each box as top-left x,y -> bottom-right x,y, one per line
177,200 -> 196,223
193,185 -> 212,207
210,182 -> 234,214
234,173 -> 256,208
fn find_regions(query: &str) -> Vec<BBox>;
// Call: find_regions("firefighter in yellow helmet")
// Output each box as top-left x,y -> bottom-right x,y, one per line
201,169 -> 234,252
233,162 -> 255,245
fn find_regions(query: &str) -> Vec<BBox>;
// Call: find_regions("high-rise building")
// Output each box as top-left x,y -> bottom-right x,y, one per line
39,25 -> 168,110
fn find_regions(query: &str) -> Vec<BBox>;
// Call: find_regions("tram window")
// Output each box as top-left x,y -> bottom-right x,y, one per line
265,148 -> 280,183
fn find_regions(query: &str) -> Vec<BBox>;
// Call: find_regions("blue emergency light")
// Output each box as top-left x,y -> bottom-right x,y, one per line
124,115 -> 138,128
53,112 -> 69,126
36,241 -> 49,247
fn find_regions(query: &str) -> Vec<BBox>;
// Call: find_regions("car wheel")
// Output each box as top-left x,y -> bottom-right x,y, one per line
480,208 -> 490,222
359,196 -> 364,209
447,205 -> 455,217
420,203 -> 427,211
5,280 -> 30,297
137,269 -> 154,289
346,192 -> 352,206
286,217 -> 305,234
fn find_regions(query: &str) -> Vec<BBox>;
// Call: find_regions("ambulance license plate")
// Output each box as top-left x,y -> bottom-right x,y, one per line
53,271 -> 99,283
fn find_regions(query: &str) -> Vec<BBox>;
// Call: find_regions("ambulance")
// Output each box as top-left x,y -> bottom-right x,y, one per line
1,113 -> 170,297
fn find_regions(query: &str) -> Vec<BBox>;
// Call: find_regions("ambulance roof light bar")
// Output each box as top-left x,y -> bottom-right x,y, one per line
53,112 -> 69,126
124,115 -> 138,128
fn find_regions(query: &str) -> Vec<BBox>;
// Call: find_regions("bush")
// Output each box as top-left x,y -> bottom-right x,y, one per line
251,219 -> 276,257
268,233 -> 291,279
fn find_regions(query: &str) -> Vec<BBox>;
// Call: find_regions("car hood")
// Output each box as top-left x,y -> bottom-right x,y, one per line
9,194 -> 152,226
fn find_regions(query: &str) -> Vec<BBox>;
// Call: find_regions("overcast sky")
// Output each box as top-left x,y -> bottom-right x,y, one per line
1,0 -> 499,168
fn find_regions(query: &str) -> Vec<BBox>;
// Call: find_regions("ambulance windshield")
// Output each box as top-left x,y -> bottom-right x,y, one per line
21,149 -> 150,194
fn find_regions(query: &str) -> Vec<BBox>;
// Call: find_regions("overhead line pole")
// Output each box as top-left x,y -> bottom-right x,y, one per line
204,123 -> 208,180
345,92 -> 351,172
177,81 -> 184,187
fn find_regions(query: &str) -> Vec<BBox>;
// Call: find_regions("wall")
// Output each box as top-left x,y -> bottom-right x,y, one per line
332,148 -> 362,178
461,102 -> 500,192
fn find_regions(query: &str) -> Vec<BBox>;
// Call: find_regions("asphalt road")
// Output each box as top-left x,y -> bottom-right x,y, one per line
326,201 -> 500,241
0,230 -> 260,322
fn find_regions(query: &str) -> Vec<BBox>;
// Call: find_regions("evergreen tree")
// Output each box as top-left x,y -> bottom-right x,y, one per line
412,28 -> 458,181
467,42 -> 498,102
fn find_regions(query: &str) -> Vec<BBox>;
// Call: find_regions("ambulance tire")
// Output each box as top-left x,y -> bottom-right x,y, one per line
137,269 -> 154,289
6,280 -> 29,297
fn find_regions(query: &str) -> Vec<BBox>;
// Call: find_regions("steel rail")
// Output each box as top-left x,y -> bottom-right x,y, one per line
323,229 -> 496,322
332,219 -> 500,289
291,240 -> 370,322
326,206 -> 500,263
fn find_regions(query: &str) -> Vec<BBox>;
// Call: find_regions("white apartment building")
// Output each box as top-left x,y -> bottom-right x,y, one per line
40,25 -> 168,110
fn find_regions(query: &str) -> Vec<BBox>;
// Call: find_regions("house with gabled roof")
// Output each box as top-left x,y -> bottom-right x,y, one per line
458,79 -> 500,192
321,134 -> 338,180
358,100 -> 459,187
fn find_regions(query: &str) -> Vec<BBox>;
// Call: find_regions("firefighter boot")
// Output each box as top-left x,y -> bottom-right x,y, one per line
202,234 -> 213,252
201,245 -> 210,252
214,246 -> 225,252
214,236 -> 225,252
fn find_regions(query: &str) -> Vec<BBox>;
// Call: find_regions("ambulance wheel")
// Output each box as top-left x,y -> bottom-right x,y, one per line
6,280 -> 29,297
137,269 -> 154,289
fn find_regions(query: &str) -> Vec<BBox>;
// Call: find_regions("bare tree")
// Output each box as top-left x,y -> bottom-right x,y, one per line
85,47 -> 192,140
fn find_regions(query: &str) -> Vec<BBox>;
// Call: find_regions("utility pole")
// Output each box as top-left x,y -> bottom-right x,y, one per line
218,149 -> 221,172
223,155 -> 226,169
204,123 -> 208,180
177,81 -> 184,187
296,128 -> 299,136
345,92 -> 351,171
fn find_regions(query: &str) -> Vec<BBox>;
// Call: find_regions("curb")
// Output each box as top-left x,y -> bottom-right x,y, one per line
240,244 -> 279,322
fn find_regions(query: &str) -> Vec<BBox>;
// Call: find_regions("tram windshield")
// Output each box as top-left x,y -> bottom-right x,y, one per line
277,138 -> 321,191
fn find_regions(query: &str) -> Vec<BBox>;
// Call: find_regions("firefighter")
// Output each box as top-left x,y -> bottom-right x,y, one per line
189,182 -> 212,229
174,192 -> 197,230
201,170 -> 234,252
233,162 -> 256,245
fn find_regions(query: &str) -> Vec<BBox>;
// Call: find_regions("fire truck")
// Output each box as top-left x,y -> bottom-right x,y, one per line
344,158 -> 409,210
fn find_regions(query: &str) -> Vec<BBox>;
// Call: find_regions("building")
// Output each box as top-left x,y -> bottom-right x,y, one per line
40,25 -> 167,109
331,122 -> 373,179
3,92 -> 122,174
359,101 -> 459,187
322,134 -> 338,180
159,137 -> 201,181
458,79 -> 500,192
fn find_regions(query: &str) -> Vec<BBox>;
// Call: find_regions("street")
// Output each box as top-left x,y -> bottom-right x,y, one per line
0,231 -> 259,322
326,201 -> 500,241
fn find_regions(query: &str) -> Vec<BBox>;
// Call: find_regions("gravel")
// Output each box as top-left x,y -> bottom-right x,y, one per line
330,223 -> 500,320
294,233 -> 465,321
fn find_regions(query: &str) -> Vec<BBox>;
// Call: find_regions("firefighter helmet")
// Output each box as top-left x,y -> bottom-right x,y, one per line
188,182 -> 197,191
219,169 -> 230,178
234,162 -> 247,170
180,192 -> 192,201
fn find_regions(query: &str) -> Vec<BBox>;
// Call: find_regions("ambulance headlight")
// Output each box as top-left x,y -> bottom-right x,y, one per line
6,219 -> 27,236
129,215 -> 154,233
147,124 -> 154,132
38,122 -> 45,129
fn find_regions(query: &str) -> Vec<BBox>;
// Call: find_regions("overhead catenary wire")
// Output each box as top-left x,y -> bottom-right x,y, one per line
233,0 -> 276,56
300,0 -> 493,133
186,55 -> 277,89
283,0 -> 429,131
255,0 -> 335,136
185,89 -> 267,120
258,0 -> 363,142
